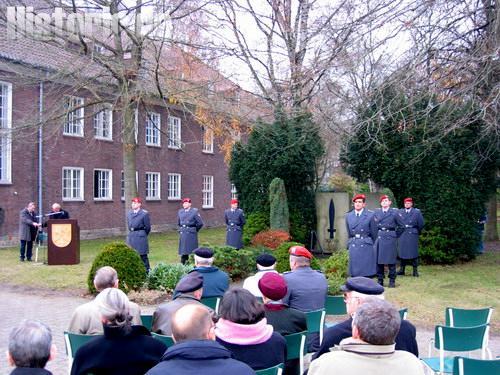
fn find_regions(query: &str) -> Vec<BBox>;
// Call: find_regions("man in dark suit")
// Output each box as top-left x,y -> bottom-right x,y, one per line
373,195 -> 404,288
19,202 -> 41,262
126,197 -> 151,272
178,198 -> 203,264
48,203 -> 70,219
345,194 -> 378,277
224,199 -> 245,249
398,198 -> 424,277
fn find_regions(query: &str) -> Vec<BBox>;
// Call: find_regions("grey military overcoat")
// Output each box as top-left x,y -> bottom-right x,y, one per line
373,208 -> 404,264
345,209 -> 378,277
178,208 -> 203,255
126,209 -> 151,255
224,208 -> 246,249
398,208 -> 424,259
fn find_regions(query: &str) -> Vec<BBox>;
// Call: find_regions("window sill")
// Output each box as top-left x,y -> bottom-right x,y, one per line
202,150 -> 214,154
202,206 -> 214,210
94,198 -> 113,202
63,133 -> 84,138
146,143 -> 162,148
95,136 -> 113,142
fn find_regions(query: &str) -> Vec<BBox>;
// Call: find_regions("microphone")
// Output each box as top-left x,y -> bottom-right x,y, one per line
36,212 -> 61,218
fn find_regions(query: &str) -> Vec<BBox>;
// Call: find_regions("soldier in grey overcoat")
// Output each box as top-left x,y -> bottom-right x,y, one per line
19,201 -> 41,261
224,199 -> 246,249
126,197 -> 151,272
345,194 -> 378,277
178,198 -> 203,264
373,195 -> 404,288
397,197 -> 424,277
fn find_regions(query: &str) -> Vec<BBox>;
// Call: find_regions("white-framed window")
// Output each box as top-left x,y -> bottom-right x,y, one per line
146,112 -> 161,146
202,175 -> 213,208
94,169 -> 112,200
202,126 -> 214,153
231,183 -> 238,200
168,173 -> 181,200
62,167 -> 84,201
93,104 -> 113,140
121,170 -> 138,200
0,81 -> 12,184
63,96 -> 84,136
168,115 -> 181,149
145,172 -> 161,200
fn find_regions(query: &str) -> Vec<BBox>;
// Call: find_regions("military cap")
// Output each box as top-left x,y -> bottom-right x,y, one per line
131,197 -> 142,203
258,272 -> 287,301
175,271 -> 204,293
340,276 -> 384,295
230,199 -> 238,204
289,245 -> 312,259
182,197 -> 192,203
379,194 -> 389,202
256,254 -> 276,267
404,197 -> 413,203
193,247 -> 214,259
352,193 -> 366,202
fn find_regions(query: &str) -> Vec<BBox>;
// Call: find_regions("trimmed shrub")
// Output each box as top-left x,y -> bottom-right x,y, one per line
322,250 -> 349,295
243,211 -> 270,245
419,228 -> 455,264
289,209 -> 308,244
87,242 -> 146,294
269,177 -> 290,232
213,246 -> 263,281
251,229 -> 291,249
273,241 -> 321,273
146,263 -> 193,292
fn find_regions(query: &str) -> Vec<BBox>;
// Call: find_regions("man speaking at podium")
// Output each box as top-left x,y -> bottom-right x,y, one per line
127,197 -> 151,273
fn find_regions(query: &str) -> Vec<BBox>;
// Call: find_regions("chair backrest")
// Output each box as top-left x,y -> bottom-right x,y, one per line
200,296 -> 221,314
434,324 -> 489,354
453,356 -> 500,375
151,332 -> 176,347
324,295 -> 347,316
305,309 -> 326,344
445,307 -> 493,328
399,308 -> 408,320
64,332 -> 100,373
284,331 -> 306,375
141,314 -> 153,331
255,363 -> 284,375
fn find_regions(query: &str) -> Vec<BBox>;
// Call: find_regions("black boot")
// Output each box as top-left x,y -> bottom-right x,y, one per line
397,265 -> 406,276
389,279 -> 396,288
412,258 -> 419,277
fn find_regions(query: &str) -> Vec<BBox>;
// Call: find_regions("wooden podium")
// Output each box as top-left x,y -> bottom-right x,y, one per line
47,219 -> 80,265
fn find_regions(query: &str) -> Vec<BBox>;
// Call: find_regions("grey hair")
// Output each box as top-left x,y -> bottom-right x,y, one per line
95,288 -> 132,331
9,319 -> 52,368
353,297 -> 401,345
93,266 -> 118,291
194,254 -> 213,266
290,254 -> 310,266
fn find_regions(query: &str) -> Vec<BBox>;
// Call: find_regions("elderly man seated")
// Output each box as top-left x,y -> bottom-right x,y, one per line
308,298 -> 425,375
8,319 -> 57,375
192,247 -> 229,298
242,254 -> 278,297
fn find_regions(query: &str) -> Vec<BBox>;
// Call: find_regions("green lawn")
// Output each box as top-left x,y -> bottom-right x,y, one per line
0,229 -> 498,331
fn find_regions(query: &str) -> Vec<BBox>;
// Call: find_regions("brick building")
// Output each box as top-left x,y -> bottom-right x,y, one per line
0,3 -> 267,246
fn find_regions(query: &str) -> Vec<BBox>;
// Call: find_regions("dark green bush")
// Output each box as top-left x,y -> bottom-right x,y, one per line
289,209 -> 308,244
243,211 -> 270,245
273,241 -> 321,273
87,242 -> 146,294
419,228 -> 455,264
322,250 -> 349,295
146,263 -> 193,292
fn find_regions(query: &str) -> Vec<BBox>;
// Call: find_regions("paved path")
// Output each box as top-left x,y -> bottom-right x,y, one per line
1,286 -> 498,374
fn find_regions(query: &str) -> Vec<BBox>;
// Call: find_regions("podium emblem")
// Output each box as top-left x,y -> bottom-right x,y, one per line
51,224 -> 72,248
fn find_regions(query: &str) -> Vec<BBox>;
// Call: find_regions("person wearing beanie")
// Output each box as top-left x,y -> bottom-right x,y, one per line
192,247 -> 230,298
224,199 -> 246,249
242,254 -> 278,297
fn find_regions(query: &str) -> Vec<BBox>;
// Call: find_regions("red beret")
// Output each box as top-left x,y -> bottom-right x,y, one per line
258,272 -> 288,300
352,194 -> 366,202
182,198 -> 191,203
404,197 -> 413,203
289,245 -> 312,259
230,199 -> 238,204
379,195 -> 389,203
131,197 -> 142,203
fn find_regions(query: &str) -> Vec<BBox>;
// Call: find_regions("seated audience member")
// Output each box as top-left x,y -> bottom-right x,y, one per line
146,304 -> 255,375
313,276 -> 418,360
215,287 -> 286,371
153,271 -> 210,335
308,298 -> 425,375
68,266 -> 141,334
192,247 -> 230,297
242,254 -> 278,297
70,288 -> 167,375
7,319 -> 56,375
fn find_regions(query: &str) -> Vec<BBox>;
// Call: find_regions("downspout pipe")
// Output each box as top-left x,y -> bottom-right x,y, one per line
37,77 -> 44,223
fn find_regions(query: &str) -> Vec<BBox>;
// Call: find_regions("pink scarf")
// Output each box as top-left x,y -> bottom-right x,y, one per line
215,318 -> 274,345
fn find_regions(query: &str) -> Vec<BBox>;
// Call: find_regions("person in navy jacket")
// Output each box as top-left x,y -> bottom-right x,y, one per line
224,199 -> 246,249
397,197 -> 424,277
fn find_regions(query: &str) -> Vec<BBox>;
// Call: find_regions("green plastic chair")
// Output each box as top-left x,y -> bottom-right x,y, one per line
421,324 -> 490,374
255,363 -> 284,375
140,314 -> 153,331
64,331 -> 100,372
305,309 -> 326,345
445,307 -> 493,328
284,331 -> 306,375
324,295 -> 347,316
151,332 -> 175,347
453,357 -> 500,375
399,308 -> 408,320
200,296 -> 221,314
